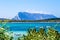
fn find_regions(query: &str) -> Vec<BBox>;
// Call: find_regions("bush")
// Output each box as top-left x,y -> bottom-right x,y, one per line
18,27 -> 60,40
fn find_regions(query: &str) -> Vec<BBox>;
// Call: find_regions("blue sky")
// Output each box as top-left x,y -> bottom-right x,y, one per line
0,0 -> 60,19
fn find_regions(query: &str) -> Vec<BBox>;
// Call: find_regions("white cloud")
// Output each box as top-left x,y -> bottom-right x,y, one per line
25,9 -> 51,14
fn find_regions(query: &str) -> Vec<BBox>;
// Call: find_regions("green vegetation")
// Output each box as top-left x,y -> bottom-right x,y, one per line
0,26 -> 60,40
0,20 -> 13,40
0,20 -> 60,40
18,27 -> 60,40
0,27 -> 13,40
0,18 -> 60,22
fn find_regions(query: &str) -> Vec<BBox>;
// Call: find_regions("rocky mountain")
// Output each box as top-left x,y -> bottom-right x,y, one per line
13,12 -> 56,20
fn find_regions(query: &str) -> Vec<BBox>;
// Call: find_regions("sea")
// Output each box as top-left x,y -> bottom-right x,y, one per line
0,22 -> 60,40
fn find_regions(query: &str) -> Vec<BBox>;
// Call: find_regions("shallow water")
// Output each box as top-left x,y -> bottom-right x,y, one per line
12,31 -> 27,40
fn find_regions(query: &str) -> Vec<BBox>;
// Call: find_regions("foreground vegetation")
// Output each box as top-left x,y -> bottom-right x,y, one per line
0,26 -> 60,40
0,20 -> 60,40
18,27 -> 60,40
0,27 -> 13,40
0,20 -> 13,40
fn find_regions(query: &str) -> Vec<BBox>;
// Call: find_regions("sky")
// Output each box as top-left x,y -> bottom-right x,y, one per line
0,0 -> 60,19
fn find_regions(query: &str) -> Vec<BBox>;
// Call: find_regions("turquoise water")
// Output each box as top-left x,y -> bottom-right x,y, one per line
0,22 -> 60,40
0,22 -> 60,32
3,22 -> 60,31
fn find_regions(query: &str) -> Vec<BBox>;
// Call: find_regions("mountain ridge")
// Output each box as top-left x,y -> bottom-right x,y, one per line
13,12 -> 56,20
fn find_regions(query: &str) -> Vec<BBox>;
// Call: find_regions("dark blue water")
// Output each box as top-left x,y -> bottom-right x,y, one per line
0,22 -> 60,32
